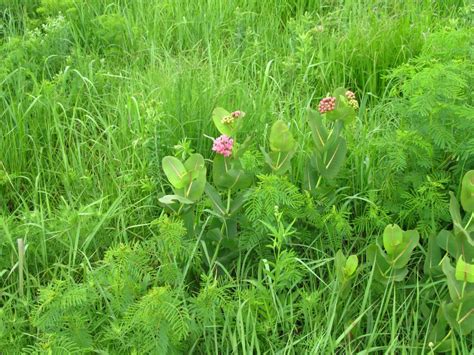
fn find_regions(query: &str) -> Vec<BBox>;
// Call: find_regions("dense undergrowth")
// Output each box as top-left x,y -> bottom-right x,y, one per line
0,0 -> 473,353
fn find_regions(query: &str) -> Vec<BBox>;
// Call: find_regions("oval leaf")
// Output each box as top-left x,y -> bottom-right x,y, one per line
383,224 -> 404,255
269,120 -> 295,152
455,256 -> 474,283
344,255 -> 358,277
162,156 -> 187,188
212,107 -> 233,136
461,170 -> 474,213
158,194 -> 194,205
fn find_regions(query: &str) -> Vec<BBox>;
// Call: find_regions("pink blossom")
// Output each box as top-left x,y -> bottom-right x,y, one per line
345,90 -> 356,100
212,134 -> 234,157
345,90 -> 358,109
231,110 -> 243,118
222,110 -> 245,124
318,97 -> 336,114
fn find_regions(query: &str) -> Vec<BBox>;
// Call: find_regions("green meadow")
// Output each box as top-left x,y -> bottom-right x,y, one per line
0,0 -> 473,353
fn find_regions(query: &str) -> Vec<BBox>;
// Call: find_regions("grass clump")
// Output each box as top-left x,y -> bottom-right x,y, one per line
0,0 -> 473,353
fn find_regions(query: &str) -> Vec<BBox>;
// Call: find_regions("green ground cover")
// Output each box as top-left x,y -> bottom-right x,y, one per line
0,0 -> 473,353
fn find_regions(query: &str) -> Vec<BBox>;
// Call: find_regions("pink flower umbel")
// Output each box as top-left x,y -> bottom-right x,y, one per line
212,135 -> 234,157
345,90 -> 359,109
318,97 -> 336,114
345,90 -> 356,100
231,110 -> 244,118
222,110 -> 246,124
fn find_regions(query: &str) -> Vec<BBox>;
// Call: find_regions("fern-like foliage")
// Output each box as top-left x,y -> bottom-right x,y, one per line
91,242 -> 152,316
373,28 -> 474,230
244,174 -> 305,233
147,215 -> 199,285
31,279 -> 97,351
106,286 -> 190,354
0,300 -> 29,353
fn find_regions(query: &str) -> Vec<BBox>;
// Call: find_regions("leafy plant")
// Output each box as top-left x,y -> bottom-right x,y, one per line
305,88 -> 357,189
334,250 -> 358,297
159,153 -> 206,213
261,120 -> 297,175
367,224 -> 419,284
428,257 -> 474,351
425,170 -> 474,277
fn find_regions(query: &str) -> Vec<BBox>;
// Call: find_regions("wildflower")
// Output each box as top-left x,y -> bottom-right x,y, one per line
231,110 -> 244,118
345,90 -> 356,100
212,135 -> 234,157
345,90 -> 359,109
318,97 -> 336,114
221,110 -> 245,124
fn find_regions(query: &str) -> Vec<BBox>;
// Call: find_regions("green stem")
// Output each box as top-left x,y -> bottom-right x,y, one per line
226,188 -> 231,214
315,175 -> 322,189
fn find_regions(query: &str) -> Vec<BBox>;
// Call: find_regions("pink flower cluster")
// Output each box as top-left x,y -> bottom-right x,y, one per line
231,110 -> 243,118
212,134 -> 234,157
345,90 -> 359,109
318,97 -> 336,114
222,110 -> 245,124
345,90 -> 356,100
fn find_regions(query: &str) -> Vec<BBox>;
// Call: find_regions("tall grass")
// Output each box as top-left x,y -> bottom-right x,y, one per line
0,0 -> 471,352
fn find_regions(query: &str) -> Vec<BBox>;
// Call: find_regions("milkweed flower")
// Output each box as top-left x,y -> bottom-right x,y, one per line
212,135 -> 234,157
345,90 -> 356,100
345,90 -> 359,109
231,110 -> 244,118
222,110 -> 245,124
318,97 -> 336,114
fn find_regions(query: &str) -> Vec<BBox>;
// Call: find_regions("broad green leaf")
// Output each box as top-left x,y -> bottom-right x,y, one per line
204,183 -> 226,216
229,190 -> 249,217
324,136 -> 347,178
269,151 -> 294,175
383,224 -> 404,255
441,257 -> 462,302
428,307 -> 453,352
326,120 -> 344,146
436,229 -> 461,259
158,194 -> 194,205
162,156 -> 187,188
436,228 -> 474,261
455,256 -> 474,283
449,192 -> 462,226
314,135 -> 347,179
367,244 -> 391,284
212,107 -> 233,136
184,153 -> 205,178
390,229 -> 419,269
212,155 -> 252,190
156,192 -> 181,213
442,293 -> 474,335
233,136 -> 252,159
344,255 -> 358,277
302,162 -> 318,191
184,169 -> 206,202
461,170 -> 474,213
213,154 -> 232,188
269,120 -> 295,152
333,87 -> 347,98
226,167 -> 253,190
307,108 -> 328,151
424,232 -> 443,277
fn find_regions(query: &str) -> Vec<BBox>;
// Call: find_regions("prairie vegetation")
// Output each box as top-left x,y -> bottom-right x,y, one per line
0,0 -> 473,353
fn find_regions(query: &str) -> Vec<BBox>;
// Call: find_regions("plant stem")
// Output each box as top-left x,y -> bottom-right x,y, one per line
17,238 -> 25,298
